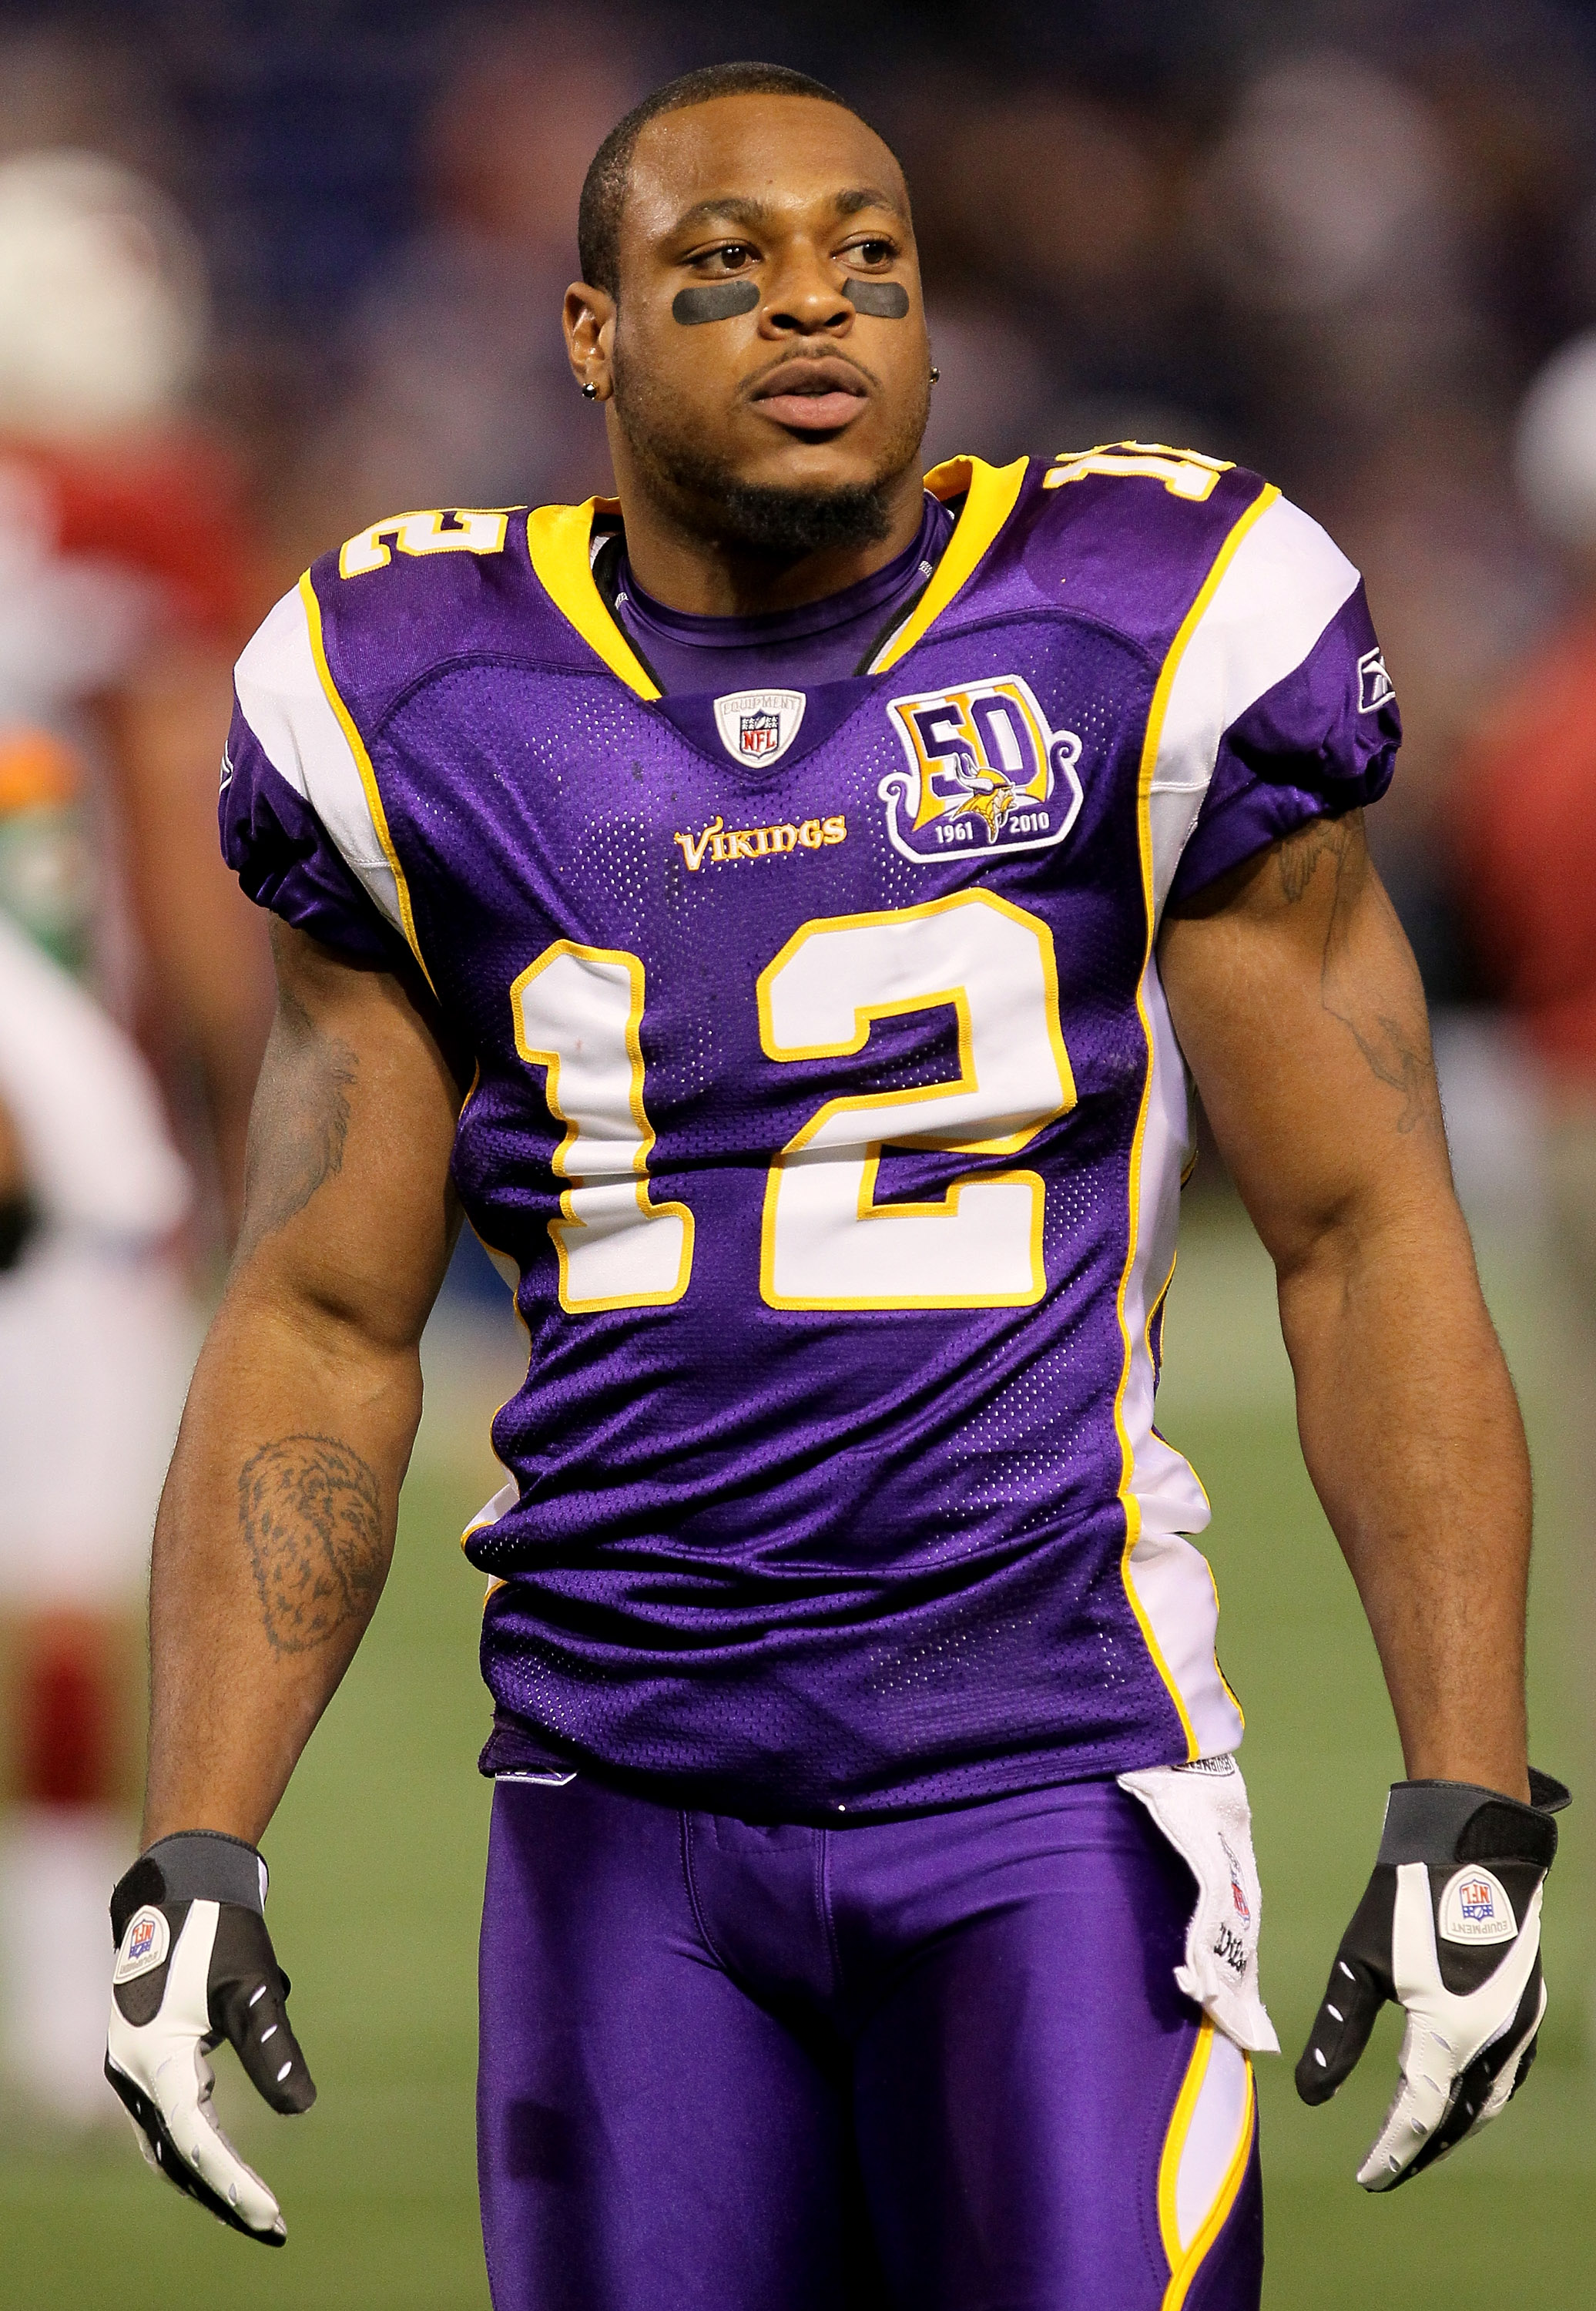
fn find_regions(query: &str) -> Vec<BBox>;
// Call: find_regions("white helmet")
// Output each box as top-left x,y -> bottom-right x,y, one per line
0,149 -> 206,444
1514,330 -> 1596,555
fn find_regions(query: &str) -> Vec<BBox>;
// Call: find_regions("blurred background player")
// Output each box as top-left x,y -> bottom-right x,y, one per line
1457,332 -> 1596,1316
0,147 -> 270,2121
1454,336 -> 1596,1732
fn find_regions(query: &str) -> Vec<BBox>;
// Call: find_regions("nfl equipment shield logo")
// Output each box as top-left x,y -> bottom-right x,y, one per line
712,688 -> 807,767
1439,1865 -> 1517,1946
113,1905 -> 170,1983
1220,1832 -> 1251,1925
739,709 -> 780,757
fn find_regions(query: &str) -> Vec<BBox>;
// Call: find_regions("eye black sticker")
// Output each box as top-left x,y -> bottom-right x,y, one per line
844,281 -> 910,318
672,281 -> 760,325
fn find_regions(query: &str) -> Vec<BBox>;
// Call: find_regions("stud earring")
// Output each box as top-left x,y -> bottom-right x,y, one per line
582,381 -> 598,400
929,367 -> 940,384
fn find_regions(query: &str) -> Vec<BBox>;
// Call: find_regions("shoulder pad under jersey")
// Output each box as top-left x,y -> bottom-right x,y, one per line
303,502 -> 622,733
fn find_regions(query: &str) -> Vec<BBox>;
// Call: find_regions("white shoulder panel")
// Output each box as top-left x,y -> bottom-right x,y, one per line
232,585 -> 404,934
1148,495 -> 1360,921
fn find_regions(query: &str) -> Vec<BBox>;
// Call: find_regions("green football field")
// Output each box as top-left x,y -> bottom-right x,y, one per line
5,1197 -> 1590,2308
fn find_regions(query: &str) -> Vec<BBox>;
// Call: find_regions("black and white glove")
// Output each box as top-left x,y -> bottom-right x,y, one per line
106,1832 -> 315,2244
1296,1769 -> 1568,2189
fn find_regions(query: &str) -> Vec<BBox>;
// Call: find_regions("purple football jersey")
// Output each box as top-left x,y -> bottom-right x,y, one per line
223,448 -> 1398,1817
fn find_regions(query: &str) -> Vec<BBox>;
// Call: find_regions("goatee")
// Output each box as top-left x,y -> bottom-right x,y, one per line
610,346 -> 921,564
651,444 -> 896,559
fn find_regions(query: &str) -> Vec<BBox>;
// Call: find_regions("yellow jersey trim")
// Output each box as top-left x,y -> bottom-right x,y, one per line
1156,2022 -> 1256,2309
525,500 -> 662,703
1111,482 -> 1279,1755
297,570 -> 438,995
525,459 -> 1028,701
870,455 -> 1031,674
1143,1249 -> 1177,1372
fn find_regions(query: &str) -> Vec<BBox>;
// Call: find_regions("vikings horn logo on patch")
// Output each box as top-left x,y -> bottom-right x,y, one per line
880,676 -> 1085,864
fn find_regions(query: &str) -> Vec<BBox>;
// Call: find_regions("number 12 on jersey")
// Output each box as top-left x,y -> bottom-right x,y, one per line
511,894 -> 1075,1315
511,943 -> 695,1313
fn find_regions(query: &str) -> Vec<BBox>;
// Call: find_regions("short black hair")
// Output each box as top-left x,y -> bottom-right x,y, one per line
578,61 -> 867,297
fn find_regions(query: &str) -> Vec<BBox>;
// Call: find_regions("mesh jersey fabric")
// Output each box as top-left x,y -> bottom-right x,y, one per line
220,451 -> 1398,1816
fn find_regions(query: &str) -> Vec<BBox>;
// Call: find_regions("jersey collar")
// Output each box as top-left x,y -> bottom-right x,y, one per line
524,453 -> 1030,705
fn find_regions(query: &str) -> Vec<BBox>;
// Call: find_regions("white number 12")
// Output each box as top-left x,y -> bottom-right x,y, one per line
510,894 -> 1075,1313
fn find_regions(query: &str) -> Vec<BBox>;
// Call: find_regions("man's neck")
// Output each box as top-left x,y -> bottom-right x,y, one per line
611,460 -> 928,619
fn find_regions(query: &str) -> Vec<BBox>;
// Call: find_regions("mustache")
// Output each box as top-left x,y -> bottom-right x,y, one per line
739,347 -> 881,400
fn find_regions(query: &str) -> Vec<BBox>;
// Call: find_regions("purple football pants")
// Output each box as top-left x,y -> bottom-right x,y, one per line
478,1773 -> 1262,2310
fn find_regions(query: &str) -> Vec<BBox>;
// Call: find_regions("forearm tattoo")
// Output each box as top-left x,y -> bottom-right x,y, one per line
239,1434 -> 386,1654
236,986 -> 357,1257
1275,812 -> 1438,1137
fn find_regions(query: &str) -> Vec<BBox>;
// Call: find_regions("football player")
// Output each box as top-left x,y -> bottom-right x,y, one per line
107,63 -> 1563,2308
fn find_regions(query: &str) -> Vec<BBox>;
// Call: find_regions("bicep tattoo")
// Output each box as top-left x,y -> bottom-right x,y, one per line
1274,812 -> 1354,906
1275,812 -> 1441,1139
236,985 -> 357,1256
239,1433 -> 386,1653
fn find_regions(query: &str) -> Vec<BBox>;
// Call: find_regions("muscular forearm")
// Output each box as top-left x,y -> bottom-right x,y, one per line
1165,815 -> 1533,1806
1278,1193 -> 1530,1798
142,1270 -> 424,1847
144,1288 -> 419,1843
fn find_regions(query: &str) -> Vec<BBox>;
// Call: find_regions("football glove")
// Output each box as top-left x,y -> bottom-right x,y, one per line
1296,1768 -> 1568,2189
106,1831 -> 314,2244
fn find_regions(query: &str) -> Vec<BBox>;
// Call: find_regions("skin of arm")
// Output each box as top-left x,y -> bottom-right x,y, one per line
98,642 -> 276,1239
141,921 -> 463,1846
0,1088 -> 23,1201
0,1088 -> 31,1270
1159,811 -> 1531,1802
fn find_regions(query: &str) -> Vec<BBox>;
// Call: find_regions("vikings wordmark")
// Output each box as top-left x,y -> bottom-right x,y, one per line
673,814 -> 848,872
880,676 -> 1085,864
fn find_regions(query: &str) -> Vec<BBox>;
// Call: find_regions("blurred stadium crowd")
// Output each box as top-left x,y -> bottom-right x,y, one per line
3,0 -> 1596,2126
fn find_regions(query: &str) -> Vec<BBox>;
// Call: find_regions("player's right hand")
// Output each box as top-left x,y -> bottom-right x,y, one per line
1296,1770 -> 1568,2190
105,1832 -> 315,2244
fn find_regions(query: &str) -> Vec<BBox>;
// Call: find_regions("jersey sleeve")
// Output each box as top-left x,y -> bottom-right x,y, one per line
220,585 -> 415,970
221,700 -> 403,964
1150,495 -> 1400,917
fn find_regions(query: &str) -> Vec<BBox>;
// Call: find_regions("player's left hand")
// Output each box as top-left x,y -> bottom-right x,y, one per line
105,1832 -> 315,2243
1296,1769 -> 1568,2189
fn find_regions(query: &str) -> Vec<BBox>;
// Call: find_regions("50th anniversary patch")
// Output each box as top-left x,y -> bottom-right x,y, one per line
880,675 -> 1085,864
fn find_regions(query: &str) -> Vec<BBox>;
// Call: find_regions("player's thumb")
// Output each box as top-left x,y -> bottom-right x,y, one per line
209,1907 -> 317,2115
1295,1948 -> 1384,2105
